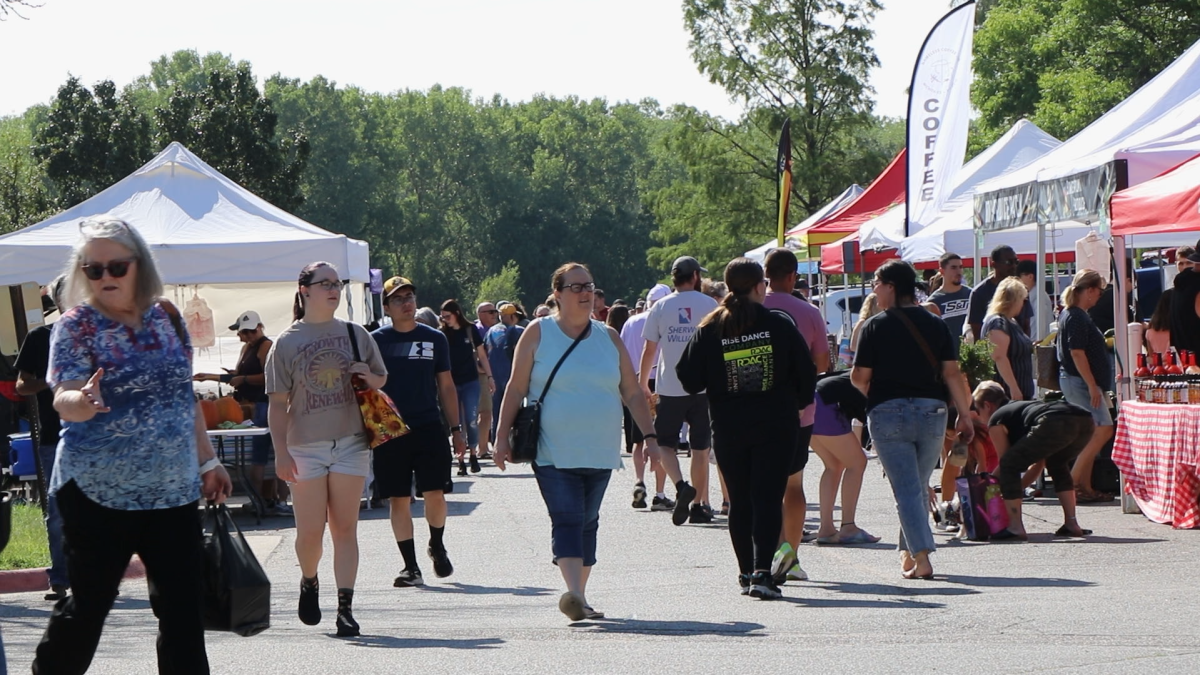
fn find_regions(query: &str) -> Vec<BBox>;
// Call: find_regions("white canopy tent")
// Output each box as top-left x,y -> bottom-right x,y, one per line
744,184 -> 864,264
858,119 -> 1061,258
0,143 -> 374,370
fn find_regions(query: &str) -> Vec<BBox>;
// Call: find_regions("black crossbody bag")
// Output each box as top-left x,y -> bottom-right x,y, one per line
509,323 -> 591,463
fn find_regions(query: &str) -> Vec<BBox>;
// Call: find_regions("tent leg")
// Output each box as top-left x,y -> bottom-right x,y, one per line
1036,222 -> 1047,340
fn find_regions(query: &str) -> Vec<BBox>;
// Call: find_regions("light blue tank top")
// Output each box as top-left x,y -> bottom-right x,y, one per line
528,316 -> 623,470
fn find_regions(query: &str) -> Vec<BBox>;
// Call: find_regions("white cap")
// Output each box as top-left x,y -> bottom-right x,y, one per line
228,310 -> 262,332
647,284 -> 671,305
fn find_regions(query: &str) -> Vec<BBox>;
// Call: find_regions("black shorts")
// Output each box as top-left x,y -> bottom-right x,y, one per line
654,393 -> 712,450
790,424 -> 813,475
627,379 -> 657,445
373,422 -> 452,498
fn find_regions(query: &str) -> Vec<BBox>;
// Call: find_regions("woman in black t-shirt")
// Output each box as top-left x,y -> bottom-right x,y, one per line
677,258 -> 816,600
440,300 -> 494,475
983,278 -> 1035,401
851,261 -> 973,580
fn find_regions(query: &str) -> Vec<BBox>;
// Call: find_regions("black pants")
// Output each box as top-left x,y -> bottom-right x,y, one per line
713,429 -> 795,574
33,481 -> 209,675
998,414 -> 1095,500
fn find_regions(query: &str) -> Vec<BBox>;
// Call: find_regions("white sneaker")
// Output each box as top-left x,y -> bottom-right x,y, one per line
785,563 -> 808,581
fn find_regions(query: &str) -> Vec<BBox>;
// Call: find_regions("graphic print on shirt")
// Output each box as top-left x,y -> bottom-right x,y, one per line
408,341 -> 435,360
678,307 -> 692,324
298,335 -> 352,413
721,330 -> 774,393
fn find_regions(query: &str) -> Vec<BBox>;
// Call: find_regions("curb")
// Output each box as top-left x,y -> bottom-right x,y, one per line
0,555 -> 145,595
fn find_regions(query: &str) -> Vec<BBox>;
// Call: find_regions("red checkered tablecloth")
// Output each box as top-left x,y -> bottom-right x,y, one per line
1112,401 -> 1200,529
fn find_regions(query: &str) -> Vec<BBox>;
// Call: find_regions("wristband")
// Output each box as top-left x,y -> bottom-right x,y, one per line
450,425 -> 463,433
199,457 -> 222,475
642,433 -> 658,440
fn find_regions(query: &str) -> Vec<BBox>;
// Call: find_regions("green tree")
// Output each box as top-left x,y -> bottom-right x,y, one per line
0,113 -> 52,233
972,0 -> 1200,144
154,62 -> 310,211
474,261 -> 524,310
33,77 -> 153,207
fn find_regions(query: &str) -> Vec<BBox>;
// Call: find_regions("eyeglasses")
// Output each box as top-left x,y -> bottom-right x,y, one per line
559,282 -> 596,294
306,280 -> 344,292
389,294 -> 417,305
81,258 -> 135,281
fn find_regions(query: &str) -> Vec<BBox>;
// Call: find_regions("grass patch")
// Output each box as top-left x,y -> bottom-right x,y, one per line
0,503 -> 50,570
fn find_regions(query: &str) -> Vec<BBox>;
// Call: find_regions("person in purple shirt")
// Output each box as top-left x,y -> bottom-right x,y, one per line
761,248 -> 829,584
620,284 -> 671,510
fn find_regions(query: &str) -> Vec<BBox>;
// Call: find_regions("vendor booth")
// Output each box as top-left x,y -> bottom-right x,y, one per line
744,184 -> 863,264
1108,151 -> 1200,528
0,143 -> 373,371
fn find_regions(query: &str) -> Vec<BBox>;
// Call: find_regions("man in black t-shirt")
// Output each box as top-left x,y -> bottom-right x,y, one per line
1170,245 -> 1200,355
370,276 -> 467,588
974,385 -> 1095,541
967,245 -> 1030,340
14,276 -> 69,600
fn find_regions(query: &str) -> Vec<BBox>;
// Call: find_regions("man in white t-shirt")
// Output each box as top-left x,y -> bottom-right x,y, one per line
621,283 -> 670,511
640,256 -> 719,526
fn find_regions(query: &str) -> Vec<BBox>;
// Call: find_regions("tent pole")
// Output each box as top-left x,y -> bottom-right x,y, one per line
1036,221 -> 1047,341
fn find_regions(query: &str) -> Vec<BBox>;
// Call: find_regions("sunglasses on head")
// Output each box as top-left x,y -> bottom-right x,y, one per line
81,258 -> 134,281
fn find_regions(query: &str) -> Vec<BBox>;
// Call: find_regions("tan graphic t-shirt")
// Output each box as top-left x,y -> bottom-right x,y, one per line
265,319 -> 387,447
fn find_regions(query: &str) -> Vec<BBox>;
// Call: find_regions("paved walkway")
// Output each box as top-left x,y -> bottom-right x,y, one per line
1,452 -> 1197,674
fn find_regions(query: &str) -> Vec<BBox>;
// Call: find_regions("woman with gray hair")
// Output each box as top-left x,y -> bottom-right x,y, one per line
33,217 -> 232,674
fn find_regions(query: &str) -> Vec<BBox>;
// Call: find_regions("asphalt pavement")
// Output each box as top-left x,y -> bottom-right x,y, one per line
1,450 -> 1197,674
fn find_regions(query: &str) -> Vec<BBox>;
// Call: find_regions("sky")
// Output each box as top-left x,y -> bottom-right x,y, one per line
0,0 -> 951,121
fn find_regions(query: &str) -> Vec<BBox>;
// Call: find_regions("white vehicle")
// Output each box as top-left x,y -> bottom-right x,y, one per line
812,287 -> 870,339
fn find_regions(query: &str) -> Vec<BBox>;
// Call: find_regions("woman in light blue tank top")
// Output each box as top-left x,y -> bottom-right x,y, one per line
493,263 -> 660,622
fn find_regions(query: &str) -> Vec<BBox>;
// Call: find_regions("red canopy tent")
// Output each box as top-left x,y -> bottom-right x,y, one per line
819,234 -> 899,274
1111,152 -> 1200,235
798,150 -> 906,258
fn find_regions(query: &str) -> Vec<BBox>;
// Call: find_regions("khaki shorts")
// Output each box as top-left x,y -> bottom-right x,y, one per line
288,433 -> 370,482
477,372 -> 493,414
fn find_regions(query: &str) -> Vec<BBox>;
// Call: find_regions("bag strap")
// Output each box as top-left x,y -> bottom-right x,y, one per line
534,320 -> 591,404
886,308 -> 943,383
157,299 -> 186,343
345,321 -> 361,362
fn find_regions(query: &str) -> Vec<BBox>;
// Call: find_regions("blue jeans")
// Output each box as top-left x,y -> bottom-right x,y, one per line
867,398 -> 947,555
251,402 -> 272,465
532,464 -> 612,566
491,377 -> 509,433
37,443 -> 69,588
455,380 -> 481,448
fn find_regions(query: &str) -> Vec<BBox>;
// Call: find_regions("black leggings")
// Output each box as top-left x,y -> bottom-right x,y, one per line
713,429 -> 795,574
34,481 -> 209,675
998,414 -> 1094,500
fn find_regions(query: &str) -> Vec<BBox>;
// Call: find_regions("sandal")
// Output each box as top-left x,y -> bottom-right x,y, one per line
989,529 -> 1028,541
1076,491 -> 1114,503
1054,525 -> 1093,538
836,530 -> 881,545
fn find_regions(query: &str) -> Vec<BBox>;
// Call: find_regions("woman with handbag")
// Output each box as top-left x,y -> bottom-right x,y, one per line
265,261 -> 388,637
983,277 -> 1036,401
493,262 -> 658,621
33,218 -> 233,674
675,258 -> 817,600
851,260 -> 974,580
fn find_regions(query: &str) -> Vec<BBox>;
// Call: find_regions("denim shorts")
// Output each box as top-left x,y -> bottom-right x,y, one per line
1058,371 -> 1113,426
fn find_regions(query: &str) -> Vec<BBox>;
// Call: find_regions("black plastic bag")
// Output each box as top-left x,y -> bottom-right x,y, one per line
202,503 -> 270,636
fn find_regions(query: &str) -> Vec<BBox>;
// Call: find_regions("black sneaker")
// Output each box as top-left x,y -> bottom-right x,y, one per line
632,482 -> 648,509
457,459 -> 468,477
394,568 -> 425,587
298,577 -> 321,625
335,608 -> 360,637
749,571 -> 782,600
688,503 -> 714,524
650,496 -> 675,512
738,574 -> 751,596
428,546 -> 454,578
673,482 -> 697,526
701,503 -> 717,518
44,584 -> 68,602
469,455 -> 481,473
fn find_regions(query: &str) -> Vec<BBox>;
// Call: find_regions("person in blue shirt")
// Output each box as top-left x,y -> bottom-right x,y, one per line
484,301 -> 525,429
34,217 -> 231,674
371,276 -> 467,588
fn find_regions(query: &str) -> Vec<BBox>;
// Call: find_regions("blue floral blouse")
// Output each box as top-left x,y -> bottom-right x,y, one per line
48,303 -> 201,510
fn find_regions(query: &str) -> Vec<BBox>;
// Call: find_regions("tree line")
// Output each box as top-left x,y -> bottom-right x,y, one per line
2,0 -> 1194,311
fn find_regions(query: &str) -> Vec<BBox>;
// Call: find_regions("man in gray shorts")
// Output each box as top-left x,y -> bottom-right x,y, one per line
640,256 -> 719,525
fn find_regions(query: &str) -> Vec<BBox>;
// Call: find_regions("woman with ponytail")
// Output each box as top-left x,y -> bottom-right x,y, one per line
265,261 -> 388,637
676,258 -> 816,600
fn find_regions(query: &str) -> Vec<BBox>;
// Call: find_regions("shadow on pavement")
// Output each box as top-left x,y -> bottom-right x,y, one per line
805,580 -> 977,597
941,575 -> 1095,588
341,635 -> 504,649
356,501 -> 481,522
568,619 -> 766,636
415,583 -> 554,597
782,596 -> 947,609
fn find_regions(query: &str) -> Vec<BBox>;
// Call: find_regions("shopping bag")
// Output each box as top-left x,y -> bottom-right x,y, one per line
982,478 -> 1010,535
202,504 -> 271,636
345,323 -> 409,448
954,473 -> 992,542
